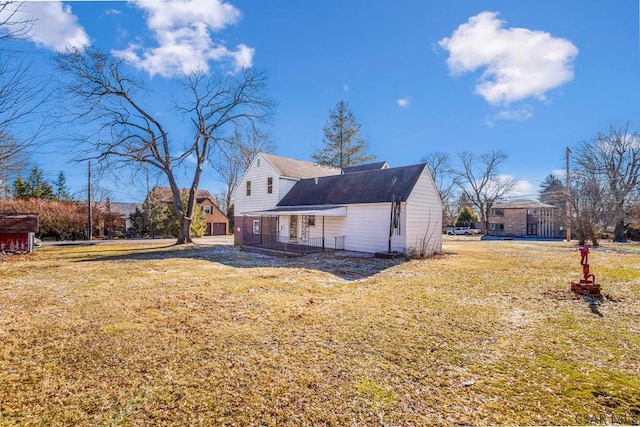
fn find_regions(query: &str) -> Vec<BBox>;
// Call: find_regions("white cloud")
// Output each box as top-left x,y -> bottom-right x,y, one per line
114,0 -> 252,77
551,169 -> 567,178
343,84 -> 349,92
485,105 -> 534,126
439,11 -> 578,105
509,178 -> 534,197
0,1 -> 89,52
397,97 -> 411,108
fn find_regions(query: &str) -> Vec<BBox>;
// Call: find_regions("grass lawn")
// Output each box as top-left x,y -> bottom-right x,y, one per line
1,238 -> 639,426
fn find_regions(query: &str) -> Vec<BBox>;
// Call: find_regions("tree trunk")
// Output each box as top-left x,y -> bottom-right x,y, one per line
613,219 -> 626,242
176,217 -> 193,245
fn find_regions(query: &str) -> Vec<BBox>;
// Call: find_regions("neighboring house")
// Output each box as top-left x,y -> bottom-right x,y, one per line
0,213 -> 38,253
487,199 -> 562,238
105,201 -> 143,236
147,187 -> 229,236
233,153 -> 443,255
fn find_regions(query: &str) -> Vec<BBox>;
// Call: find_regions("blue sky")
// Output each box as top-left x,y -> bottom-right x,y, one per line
2,0 -> 639,203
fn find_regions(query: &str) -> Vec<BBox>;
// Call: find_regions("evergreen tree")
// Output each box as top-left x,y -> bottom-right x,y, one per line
143,189 -> 207,238
53,171 -> 74,201
128,207 -> 148,237
312,100 -> 375,168
455,205 -> 479,227
539,174 -> 565,207
12,165 -> 54,199
12,175 -> 29,198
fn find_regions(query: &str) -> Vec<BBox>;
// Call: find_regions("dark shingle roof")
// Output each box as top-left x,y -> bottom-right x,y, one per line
277,163 -> 427,206
341,161 -> 388,174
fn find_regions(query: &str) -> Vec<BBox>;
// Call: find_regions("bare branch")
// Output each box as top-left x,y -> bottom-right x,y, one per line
56,47 -> 274,244
455,150 -> 516,233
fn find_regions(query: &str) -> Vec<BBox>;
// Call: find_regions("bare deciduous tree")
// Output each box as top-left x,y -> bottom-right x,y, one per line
0,1 -> 32,41
566,172 -> 608,246
0,1 -> 46,194
573,122 -> 640,242
56,47 -> 273,244
455,150 -> 517,233
421,152 -> 460,226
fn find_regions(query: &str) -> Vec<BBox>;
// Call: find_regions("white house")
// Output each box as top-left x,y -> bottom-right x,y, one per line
233,152 -> 443,256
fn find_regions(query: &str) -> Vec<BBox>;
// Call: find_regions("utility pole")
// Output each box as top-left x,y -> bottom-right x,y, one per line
565,147 -> 571,242
88,161 -> 92,241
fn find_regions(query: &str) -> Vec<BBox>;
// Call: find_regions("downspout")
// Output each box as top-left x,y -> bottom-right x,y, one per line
389,196 -> 394,253
322,216 -> 325,252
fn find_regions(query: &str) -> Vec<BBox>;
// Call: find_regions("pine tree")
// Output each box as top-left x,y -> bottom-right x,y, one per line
455,205 -> 479,227
53,171 -> 74,201
311,100 -> 375,168
539,174 -> 565,207
12,165 -> 54,200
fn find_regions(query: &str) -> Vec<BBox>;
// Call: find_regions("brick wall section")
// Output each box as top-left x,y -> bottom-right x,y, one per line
489,207 -> 559,237
234,216 -> 278,246
488,208 -> 527,236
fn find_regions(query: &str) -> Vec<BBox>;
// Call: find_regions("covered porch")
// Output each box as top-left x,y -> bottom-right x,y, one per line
241,205 -> 347,255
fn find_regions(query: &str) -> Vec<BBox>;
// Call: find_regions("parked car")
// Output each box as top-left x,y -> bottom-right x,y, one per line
447,226 -> 482,235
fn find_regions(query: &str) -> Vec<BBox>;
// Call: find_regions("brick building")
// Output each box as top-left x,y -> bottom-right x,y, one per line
487,199 -> 562,238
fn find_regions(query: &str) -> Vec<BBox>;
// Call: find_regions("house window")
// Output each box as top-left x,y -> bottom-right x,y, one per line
203,205 -> 212,214
246,181 -> 251,196
267,177 -> 273,194
257,158 -> 261,167
308,215 -> 315,226
527,224 -> 538,235
490,223 -> 504,230
252,220 -> 260,235
491,209 -> 504,217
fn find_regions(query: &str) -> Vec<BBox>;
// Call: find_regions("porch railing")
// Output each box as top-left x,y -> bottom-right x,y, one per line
243,232 -> 346,254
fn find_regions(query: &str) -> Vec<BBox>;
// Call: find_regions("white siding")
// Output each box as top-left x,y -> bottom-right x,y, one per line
405,167 -> 443,255
278,177 -> 299,200
234,153 -> 283,215
342,204 -> 405,254
306,215 -> 347,249
283,209 -> 399,253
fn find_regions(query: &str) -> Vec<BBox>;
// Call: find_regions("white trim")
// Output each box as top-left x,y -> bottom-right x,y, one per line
244,206 -> 347,217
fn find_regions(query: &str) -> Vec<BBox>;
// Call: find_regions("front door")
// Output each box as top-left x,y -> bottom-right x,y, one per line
289,216 -> 298,242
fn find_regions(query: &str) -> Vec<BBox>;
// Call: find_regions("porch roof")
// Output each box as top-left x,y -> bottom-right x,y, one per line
244,205 -> 347,217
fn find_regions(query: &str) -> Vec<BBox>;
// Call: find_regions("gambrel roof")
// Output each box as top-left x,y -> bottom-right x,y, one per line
260,153 -> 340,179
277,163 -> 428,206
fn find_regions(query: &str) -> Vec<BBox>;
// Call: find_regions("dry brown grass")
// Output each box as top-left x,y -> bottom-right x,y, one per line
1,238 -> 639,426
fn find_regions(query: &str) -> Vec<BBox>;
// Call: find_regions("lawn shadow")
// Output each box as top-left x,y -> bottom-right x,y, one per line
74,243 -> 406,281
581,295 -> 604,317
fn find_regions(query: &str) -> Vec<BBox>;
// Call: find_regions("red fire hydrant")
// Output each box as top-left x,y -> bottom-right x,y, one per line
570,244 -> 602,298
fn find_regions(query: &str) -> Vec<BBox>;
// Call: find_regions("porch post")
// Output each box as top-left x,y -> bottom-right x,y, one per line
322,216 -> 325,252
